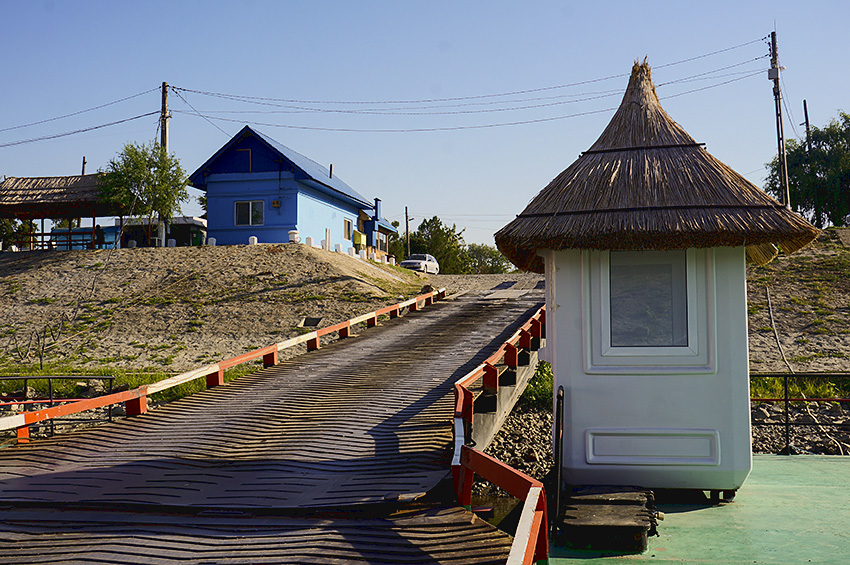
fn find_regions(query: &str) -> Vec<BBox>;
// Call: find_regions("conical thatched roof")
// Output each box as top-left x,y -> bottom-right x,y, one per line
495,61 -> 819,273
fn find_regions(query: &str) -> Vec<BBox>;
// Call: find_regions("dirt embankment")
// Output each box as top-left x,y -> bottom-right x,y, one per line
0,244 -> 428,373
2,230 -> 850,378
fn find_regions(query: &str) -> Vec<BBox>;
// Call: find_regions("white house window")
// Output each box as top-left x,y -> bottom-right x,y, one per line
378,232 -> 388,252
235,201 -> 264,226
585,248 -> 715,374
609,250 -> 688,347
344,218 -> 353,240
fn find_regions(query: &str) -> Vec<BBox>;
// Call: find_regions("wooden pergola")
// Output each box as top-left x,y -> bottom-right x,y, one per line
0,174 -> 126,250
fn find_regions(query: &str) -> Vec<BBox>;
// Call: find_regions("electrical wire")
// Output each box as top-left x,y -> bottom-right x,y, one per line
0,112 -> 160,148
172,105 -> 620,133
174,68 -> 764,134
173,36 -> 767,107
0,88 -> 158,134
170,59 -> 767,120
172,88 -> 231,137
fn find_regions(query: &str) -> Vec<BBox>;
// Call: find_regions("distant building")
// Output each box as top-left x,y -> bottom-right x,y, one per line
188,126 -> 397,256
118,216 -> 207,248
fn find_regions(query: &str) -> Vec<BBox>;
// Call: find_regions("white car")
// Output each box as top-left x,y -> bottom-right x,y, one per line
400,253 -> 440,274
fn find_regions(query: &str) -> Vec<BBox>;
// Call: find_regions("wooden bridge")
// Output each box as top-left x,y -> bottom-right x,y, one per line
0,285 -> 547,564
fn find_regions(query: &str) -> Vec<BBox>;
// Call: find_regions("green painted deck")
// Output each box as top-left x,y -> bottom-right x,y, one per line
550,455 -> 850,563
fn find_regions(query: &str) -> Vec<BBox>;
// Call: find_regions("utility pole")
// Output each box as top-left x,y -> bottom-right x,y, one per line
160,82 -> 170,153
769,31 -> 790,208
802,99 -> 817,225
405,206 -> 411,257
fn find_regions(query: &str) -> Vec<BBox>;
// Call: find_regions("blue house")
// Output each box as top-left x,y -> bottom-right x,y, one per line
188,126 -> 397,256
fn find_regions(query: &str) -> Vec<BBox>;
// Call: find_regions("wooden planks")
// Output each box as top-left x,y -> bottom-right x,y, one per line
0,290 -> 543,562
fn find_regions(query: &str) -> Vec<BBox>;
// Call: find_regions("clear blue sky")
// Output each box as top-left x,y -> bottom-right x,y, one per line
1,0 -> 847,244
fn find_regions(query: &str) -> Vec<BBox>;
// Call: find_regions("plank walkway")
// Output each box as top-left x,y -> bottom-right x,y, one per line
0,287 -> 543,564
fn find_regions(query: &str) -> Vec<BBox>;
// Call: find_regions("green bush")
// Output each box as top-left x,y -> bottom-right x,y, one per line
520,361 -> 553,409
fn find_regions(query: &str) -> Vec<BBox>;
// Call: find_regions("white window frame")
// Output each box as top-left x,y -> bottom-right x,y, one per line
344,218 -> 353,241
235,200 -> 264,226
584,248 -> 716,374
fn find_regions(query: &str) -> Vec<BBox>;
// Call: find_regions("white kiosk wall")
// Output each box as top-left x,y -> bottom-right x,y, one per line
545,246 -> 751,490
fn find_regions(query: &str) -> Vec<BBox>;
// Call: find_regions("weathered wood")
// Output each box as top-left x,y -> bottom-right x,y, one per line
0,290 -> 544,563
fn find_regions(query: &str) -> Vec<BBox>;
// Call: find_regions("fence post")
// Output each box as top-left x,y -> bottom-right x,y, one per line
125,396 -> 147,415
263,349 -> 278,367
206,368 -> 225,388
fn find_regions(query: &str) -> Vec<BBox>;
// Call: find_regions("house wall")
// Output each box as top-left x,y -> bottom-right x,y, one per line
296,184 -> 360,250
545,246 -> 751,491
205,172 -> 297,245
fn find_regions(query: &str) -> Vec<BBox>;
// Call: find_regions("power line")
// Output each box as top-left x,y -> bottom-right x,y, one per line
172,105 -> 620,133
170,58 -> 767,120
173,68 -> 764,134
0,88 -> 158,134
174,36 -> 767,107
0,112 -> 160,148
172,88 -> 231,137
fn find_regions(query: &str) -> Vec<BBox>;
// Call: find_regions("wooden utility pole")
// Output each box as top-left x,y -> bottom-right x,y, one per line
802,99 -> 817,225
161,82 -> 170,152
769,31 -> 790,208
405,206 -> 411,257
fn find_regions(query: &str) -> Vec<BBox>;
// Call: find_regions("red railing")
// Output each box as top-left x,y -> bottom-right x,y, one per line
456,445 -> 548,564
451,305 -> 545,469
0,288 -> 446,443
450,304 -> 547,563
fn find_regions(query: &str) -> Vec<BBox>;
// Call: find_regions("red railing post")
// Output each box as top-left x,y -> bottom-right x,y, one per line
483,363 -> 499,395
519,329 -> 532,349
125,396 -> 147,415
366,313 -> 377,327
206,368 -> 225,388
530,318 -> 542,338
263,349 -> 278,367
307,335 -> 320,351
505,342 -> 518,367
16,425 -> 30,443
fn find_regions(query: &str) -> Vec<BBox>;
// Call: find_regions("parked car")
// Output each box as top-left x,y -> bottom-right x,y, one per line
400,253 -> 440,274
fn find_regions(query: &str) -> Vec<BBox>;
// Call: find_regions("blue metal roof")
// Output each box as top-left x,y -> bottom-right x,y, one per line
188,126 -> 372,209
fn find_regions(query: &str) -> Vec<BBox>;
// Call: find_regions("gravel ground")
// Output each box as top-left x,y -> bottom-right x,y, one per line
475,400 -> 850,495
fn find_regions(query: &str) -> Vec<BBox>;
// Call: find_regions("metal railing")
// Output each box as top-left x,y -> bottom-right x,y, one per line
750,371 -> 850,454
0,288 -> 446,443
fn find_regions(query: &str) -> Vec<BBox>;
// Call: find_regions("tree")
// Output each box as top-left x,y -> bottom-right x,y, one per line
409,216 -> 470,274
0,218 -> 22,249
765,111 -> 850,228
387,220 -> 406,261
466,243 -> 514,274
99,142 -> 188,245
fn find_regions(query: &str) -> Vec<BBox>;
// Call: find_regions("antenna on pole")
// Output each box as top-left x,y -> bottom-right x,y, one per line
768,31 -> 790,208
160,82 -> 170,153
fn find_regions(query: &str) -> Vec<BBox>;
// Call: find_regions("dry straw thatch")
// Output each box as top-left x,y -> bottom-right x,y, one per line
495,61 -> 819,273
0,174 -> 125,219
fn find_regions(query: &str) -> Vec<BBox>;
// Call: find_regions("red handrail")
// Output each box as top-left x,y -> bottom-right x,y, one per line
457,445 -> 548,564
1,287 -> 447,443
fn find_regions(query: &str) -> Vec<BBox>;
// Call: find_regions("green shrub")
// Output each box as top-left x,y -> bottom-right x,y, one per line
520,361 -> 553,409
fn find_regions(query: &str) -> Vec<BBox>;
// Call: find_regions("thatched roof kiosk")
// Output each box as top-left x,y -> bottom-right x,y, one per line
501,62 -> 820,495
495,61 -> 818,273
